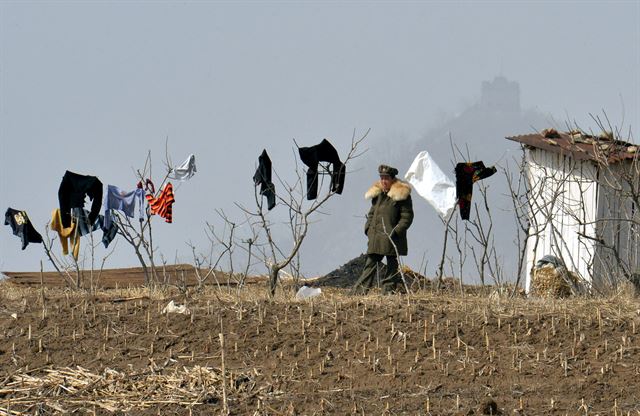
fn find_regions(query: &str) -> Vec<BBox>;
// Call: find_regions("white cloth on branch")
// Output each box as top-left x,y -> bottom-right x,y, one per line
404,150 -> 456,218
169,154 -> 197,181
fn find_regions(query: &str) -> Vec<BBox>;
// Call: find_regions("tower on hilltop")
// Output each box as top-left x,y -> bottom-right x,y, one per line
480,76 -> 521,112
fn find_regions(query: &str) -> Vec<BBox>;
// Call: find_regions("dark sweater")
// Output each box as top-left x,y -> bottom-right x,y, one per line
58,171 -> 103,228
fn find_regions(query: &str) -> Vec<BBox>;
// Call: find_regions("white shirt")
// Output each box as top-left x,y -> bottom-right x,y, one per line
169,154 -> 197,181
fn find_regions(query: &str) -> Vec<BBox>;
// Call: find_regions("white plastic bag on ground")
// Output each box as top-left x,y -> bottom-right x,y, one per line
404,151 -> 456,218
162,300 -> 191,315
296,285 -> 322,300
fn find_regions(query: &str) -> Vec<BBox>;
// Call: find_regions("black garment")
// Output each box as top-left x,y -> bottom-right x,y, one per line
72,208 -> 118,248
454,161 -> 497,220
253,149 -> 276,210
350,254 -> 402,295
72,208 -> 101,237
298,139 -> 345,200
58,171 -> 103,228
4,208 -> 43,250
100,217 -> 118,248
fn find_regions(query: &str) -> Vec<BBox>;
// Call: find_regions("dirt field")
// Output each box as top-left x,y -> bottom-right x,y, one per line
1,269 -> 640,415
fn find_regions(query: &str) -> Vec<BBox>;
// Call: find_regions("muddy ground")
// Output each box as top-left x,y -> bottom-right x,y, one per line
1,269 -> 640,415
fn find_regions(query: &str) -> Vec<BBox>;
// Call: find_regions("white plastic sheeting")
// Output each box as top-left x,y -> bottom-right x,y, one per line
404,151 -> 456,218
162,300 -> 191,315
295,285 -> 322,300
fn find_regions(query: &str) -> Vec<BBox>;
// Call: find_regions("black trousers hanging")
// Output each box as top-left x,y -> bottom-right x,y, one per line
298,139 -> 345,200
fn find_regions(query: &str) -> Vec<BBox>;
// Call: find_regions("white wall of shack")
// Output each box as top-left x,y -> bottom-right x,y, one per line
593,162 -> 639,288
523,148 -> 599,292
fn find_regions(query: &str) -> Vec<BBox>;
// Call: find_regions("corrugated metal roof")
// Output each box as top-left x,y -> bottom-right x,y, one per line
506,130 -> 638,163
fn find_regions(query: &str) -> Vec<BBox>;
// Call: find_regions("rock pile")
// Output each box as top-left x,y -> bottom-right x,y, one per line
311,254 -> 375,288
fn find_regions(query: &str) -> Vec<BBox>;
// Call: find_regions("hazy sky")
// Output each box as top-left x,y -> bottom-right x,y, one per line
1,1 -> 638,276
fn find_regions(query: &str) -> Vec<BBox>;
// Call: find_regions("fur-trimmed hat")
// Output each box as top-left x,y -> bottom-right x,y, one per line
378,164 -> 398,177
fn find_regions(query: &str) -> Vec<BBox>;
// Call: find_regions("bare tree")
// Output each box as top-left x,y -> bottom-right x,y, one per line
465,182 -> 499,287
583,116 -> 639,292
503,150 -> 539,295
113,149 -> 175,287
240,130 -> 369,296
186,211 -> 241,292
41,226 -> 79,288
41,215 -> 116,291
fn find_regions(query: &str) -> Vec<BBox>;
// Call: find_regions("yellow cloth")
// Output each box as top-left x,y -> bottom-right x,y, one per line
50,209 -> 80,260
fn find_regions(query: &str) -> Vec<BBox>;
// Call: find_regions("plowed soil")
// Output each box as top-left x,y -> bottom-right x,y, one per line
1,268 -> 639,415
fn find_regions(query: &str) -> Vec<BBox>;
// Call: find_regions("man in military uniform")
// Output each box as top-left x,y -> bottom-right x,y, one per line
351,164 -> 414,294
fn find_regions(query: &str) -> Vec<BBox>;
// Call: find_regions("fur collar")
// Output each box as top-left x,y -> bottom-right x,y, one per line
365,179 -> 411,201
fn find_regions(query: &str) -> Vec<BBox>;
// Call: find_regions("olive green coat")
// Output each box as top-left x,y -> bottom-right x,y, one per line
364,180 -> 414,256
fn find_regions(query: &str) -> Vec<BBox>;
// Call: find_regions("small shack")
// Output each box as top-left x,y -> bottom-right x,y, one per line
507,129 -> 639,293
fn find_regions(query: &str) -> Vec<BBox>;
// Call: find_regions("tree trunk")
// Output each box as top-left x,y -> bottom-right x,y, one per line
269,265 -> 280,297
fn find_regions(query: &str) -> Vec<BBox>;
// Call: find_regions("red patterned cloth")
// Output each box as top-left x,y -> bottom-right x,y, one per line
146,183 -> 175,223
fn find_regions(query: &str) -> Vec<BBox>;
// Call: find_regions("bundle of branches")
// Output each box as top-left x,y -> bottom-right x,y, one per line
530,264 -> 582,298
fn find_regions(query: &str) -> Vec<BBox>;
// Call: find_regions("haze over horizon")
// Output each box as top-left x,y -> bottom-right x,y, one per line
1,2 -> 638,281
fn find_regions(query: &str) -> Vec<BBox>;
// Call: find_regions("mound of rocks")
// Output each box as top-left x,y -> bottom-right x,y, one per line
311,254 -> 377,288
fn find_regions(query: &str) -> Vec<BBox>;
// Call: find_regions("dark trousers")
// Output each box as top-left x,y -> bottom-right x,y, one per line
351,254 -> 402,294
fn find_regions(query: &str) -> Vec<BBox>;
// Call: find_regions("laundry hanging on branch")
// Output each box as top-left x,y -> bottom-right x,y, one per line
50,208 -> 80,260
99,216 -> 118,248
168,154 -> 197,181
73,208 -> 118,249
454,161 -> 497,220
146,182 -> 175,223
298,138 -> 345,200
49,208 -> 116,259
58,170 -> 103,228
4,208 -> 43,250
73,208 -> 102,237
253,149 -> 276,210
404,151 -> 457,219
103,184 -> 145,229
137,178 -> 155,194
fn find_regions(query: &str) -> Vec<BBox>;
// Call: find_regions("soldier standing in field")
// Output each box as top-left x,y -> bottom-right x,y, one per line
351,164 -> 414,295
